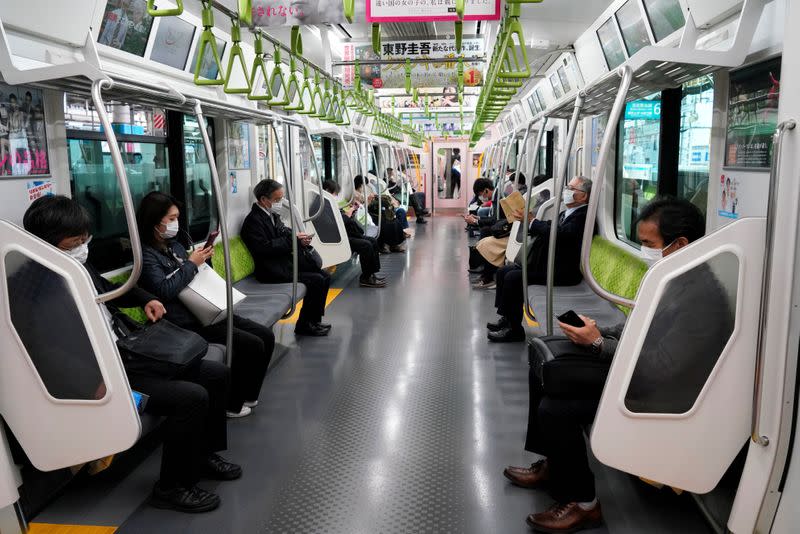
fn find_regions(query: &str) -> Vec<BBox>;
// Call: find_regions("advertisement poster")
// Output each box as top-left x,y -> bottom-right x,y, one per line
252,0 -> 348,27
367,0 -> 500,22
0,84 -> 50,177
725,58 -> 781,169
718,174 -> 740,219
97,0 -> 154,57
26,180 -> 54,202
472,153 -> 481,168
190,38 -> 227,80
230,172 -> 238,194
227,122 -> 251,170
149,16 -> 196,70
380,91 -> 477,110
343,38 -> 484,90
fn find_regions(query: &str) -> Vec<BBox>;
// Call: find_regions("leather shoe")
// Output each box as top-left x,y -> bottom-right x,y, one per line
503,459 -> 549,489
526,501 -> 603,533
295,323 -> 330,336
150,483 -> 220,513
487,317 -> 509,332
416,217 -> 428,224
488,327 -> 526,343
202,453 -> 242,481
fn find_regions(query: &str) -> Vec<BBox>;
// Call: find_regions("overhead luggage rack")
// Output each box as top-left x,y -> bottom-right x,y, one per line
545,0 -> 767,120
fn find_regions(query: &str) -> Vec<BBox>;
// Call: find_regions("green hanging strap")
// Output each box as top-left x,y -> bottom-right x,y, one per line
291,26 -> 303,56
404,58 -> 412,94
238,0 -> 252,25
457,57 -> 464,93
455,20 -> 463,53
298,64 -> 316,115
268,45 -> 289,107
343,0 -> 355,22
310,73 -> 326,118
248,33 -> 271,100
147,0 -> 183,16
224,19 -> 252,94
284,56 -> 304,111
372,23 -> 381,55
194,1 -> 225,86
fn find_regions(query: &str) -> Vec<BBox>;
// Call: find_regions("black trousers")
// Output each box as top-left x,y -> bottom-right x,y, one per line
525,366 -> 599,503
298,269 -> 331,325
495,264 -> 524,328
191,315 -> 273,412
349,236 -> 381,277
128,360 -> 229,487
378,219 -> 406,248
407,192 -> 424,217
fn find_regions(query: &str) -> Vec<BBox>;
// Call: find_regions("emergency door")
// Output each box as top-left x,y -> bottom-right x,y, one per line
0,221 -> 140,471
591,217 -> 765,493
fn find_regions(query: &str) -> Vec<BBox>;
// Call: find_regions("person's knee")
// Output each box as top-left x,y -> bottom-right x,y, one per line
173,382 -> 210,415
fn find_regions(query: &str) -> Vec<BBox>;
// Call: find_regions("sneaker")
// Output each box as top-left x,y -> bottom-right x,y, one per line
226,406 -> 252,418
360,275 -> 387,288
150,483 -> 220,513
244,400 -> 259,408
202,453 -> 243,481
472,280 -> 496,290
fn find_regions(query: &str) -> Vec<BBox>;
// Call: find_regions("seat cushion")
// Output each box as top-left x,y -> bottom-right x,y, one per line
233,276 -> 307,302
528,281 -> 627,331
204,343 -> 226,363
235,293 -> 294,328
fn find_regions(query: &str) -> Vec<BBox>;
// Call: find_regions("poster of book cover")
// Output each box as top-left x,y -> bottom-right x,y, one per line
251,0 -> 347,27
725,58 -> 781,169
97,0 -> 155,57
0,84 -> 49,177
228,122 -> 251,170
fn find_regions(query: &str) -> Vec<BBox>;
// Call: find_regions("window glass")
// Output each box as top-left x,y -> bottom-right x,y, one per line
68,138 -> 169,271
616,0 -> 651,57
557,66 -> 572,94
310,134 -> 325,182
183,115 -> 217,242
616,93 -> 661,243
64,95 -> 168,137
643,0 -> 685,42
679,76 -> 714,216
625,253 -> 737,414
5,250 -> 106,400
550,74 -> 563,99
597,18 -> 626,70
97,0 -> 154,57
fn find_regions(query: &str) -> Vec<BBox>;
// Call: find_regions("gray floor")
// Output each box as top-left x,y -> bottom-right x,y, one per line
35,215 -> 711,533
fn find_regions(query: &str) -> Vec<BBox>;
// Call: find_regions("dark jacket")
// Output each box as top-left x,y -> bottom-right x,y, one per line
139,241 -> 201,329
240,203 -> 295,283
342,210 -> 365,239
526,204 -> 589,286
86,263 -> 157,315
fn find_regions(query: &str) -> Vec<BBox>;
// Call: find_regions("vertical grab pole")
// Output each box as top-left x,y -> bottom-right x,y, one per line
521,118 -> 548,322
338,132 -> 356,204
513,122 -> 534,191
270,121 -> 299,319
578,67 -> 635,308
92,79 -> 145,303
353,138 -> 369,234
496,134 -> 516,220
302,127 -> 326,222
193,101 -> 234,365
544,92 -> 584,335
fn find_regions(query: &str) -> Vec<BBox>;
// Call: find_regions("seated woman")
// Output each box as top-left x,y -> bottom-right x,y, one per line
137,192 -> 273,418
354,175 -> 406,253
19,195 -> 240,513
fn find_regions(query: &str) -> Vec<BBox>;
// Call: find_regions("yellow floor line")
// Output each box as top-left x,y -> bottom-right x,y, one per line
278,288 -> 344,324
29,524 -> 116,534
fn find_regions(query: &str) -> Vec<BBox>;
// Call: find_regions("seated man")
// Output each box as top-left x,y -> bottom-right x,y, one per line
464,178 -> 497,234
241,179 -> 332,337
323,180 -> 387,288
488,176 -> 592,343
505,198 -> 724,533
355,175 -> 407,253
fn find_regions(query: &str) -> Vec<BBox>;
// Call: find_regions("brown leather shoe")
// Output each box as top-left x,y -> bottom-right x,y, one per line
526,501 -> 602,533
503,459 -> 550,489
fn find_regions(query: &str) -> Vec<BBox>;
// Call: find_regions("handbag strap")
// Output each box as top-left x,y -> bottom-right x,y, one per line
110,312 -> 144,339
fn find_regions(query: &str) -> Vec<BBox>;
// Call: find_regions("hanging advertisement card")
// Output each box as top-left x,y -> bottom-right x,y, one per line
227,122 -> 251,170
367,0 -> 500,22
97,0 -> 154,57
251,0 -> 349,27
0,83 -> 50,177
26,179 -> 54,202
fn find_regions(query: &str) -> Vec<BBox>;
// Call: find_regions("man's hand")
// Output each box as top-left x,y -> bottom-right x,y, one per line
344,205 -> 356,218
511,208 -> 534,222
297,232 -> 314,247
144,300 -> 167,322
558,315 -> 601,347
464,214 -> 478,225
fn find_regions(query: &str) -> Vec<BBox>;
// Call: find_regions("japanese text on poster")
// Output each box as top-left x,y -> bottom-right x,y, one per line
367,0 -> 500,22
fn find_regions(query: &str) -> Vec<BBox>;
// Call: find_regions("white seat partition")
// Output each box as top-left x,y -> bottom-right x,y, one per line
304,182 -> 352,268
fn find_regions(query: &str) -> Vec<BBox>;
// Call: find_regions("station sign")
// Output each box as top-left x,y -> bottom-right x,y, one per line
624,100 -> 661,121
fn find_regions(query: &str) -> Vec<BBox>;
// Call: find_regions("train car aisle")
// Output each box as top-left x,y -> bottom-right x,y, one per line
34,215 -> 708,534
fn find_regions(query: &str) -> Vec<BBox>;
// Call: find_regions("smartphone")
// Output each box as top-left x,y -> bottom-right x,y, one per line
203,228 -> 220,250
131,390 -> 149,414
556,310 -> 585,328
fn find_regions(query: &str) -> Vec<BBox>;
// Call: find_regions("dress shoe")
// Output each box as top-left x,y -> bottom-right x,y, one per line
295,323 -> 330,336
467,266 -> 484,274
503,459 -> 549,489
360,275 -> 387,288
416,217 -> 427,224
526,501 -> 603,533
380,244 -> 391,254
472,279 -> 496,290
487,317 -> 510,332
488,327 -> 526,343
390,244 -> 406,253
150,483 -> 220,513
202,453 -> 242,481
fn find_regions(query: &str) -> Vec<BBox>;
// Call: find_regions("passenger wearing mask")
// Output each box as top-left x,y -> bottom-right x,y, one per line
397,163 -> 429,219
488,176 -> 592,343
137,192 -> 273,417
463,178 -> 497,234
17,196 -> 240,513
241,179 -> 333,336
323,180 -> 387,288
354,175 -> 407,253
505,198 -> 727,533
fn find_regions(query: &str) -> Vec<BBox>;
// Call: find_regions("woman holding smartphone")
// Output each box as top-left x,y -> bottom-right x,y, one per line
137,192 -> 273,419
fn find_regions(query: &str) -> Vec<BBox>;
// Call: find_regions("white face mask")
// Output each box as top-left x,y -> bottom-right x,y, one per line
479,194 -> 489,203
158,219 -> 179,239
640,240 -> 676,265
66,242 -> 90,264
562,189 -> 576,205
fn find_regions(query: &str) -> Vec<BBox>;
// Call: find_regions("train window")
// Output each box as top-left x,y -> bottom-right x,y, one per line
679,76 -> 714,216
182,116 -> 217,242
4,250 -> 106,401
642,0 -> 685,42
597,18 -> 627,70
624,252 -> 737,414
97,0 -> 154,58
616,0 -> 651,57
64,95 -> 168,138
615,93 -> 662,244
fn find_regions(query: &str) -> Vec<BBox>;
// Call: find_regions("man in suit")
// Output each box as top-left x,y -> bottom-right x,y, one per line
241,179 -> 332,337
487,176 -> 592,343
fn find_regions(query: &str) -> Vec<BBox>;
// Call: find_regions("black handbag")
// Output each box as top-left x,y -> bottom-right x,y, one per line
113,314 -> 209,379
490,219 -> 512,239
529,336 -> 610,398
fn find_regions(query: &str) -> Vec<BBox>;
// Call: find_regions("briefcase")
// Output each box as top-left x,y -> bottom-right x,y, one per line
529,336 -> 610,399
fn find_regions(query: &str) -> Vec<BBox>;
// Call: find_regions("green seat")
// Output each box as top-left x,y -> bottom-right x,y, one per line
588,236 -> 648,316
211,236 -> 255,283
107,272 -> 148,324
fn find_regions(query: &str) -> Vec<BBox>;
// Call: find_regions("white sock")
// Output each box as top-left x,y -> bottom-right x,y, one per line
577,498 -> 598,511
